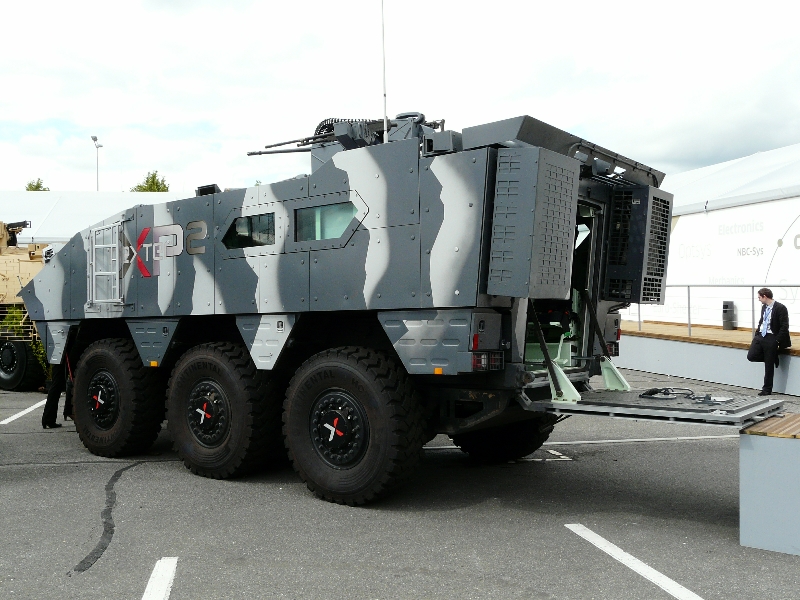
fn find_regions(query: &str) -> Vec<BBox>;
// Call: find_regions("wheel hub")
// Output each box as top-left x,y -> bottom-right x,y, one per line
310,390 -> 369,468
187,380 -> 230,447
0,342 -> 17,374
87,371 -> 120,430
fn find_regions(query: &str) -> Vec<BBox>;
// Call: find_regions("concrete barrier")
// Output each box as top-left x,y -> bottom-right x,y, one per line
616,335 -> 800,396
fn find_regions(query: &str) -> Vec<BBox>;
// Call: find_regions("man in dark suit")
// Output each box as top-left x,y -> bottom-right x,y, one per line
747,288 -> 791,396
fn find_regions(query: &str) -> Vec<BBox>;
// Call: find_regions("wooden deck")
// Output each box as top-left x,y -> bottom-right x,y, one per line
621,320 -> 800,357
742,413 -> 800,438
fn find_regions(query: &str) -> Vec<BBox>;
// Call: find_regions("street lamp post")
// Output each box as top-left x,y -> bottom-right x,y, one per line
91,136 -> 103,191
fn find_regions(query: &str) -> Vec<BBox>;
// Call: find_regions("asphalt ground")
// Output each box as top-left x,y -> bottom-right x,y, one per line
2,370 -> 799,599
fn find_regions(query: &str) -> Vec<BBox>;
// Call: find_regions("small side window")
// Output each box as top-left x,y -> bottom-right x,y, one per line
295,202 -> 357,242
222,213 -> 275,249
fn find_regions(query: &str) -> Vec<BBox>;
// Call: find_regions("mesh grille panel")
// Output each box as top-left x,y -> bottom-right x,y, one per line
606,278 -> 633,300
533,161 -> 575,290
641,276 -> 663,302
487,147 -> 579,299
646,197 -> 670,278
608,190 -> 632,266
641,196 -> 670,302
488,150 -> 522,287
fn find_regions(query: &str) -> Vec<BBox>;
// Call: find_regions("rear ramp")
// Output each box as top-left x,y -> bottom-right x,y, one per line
525,388 -> 784,428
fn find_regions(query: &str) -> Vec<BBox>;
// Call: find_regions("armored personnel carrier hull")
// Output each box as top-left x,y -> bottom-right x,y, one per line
22,113 -> 688,504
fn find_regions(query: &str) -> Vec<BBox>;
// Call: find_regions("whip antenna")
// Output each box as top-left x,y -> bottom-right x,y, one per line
381,0 -> 389,143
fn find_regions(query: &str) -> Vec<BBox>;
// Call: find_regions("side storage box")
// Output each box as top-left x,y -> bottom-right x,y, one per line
486,147 -> 579,300
740,414 -> 800,556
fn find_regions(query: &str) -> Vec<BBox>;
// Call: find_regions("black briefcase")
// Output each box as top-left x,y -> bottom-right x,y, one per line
747,336 -> 765,363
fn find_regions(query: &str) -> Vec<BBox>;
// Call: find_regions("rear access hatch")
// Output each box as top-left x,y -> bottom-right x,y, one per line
527,388 -> 784,428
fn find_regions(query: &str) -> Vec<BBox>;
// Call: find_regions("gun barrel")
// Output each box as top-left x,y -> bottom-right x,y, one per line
263,132 -> 334,150
247,148 -> 313,156
6,220 -> 31,232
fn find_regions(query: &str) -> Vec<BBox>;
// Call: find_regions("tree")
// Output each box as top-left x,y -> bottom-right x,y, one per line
25,178 -> 49,191
130,171 -> 169,192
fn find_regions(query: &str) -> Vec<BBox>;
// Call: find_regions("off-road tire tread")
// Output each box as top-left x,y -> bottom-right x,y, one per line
452,416 -> 558,462
283,346 -> 425,506
167,342 -> 282,479
0,337 -> 45,391
17,341 -> 45,391
75,338 -> 165,457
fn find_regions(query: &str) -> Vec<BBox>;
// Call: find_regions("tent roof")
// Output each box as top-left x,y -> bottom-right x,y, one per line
663,141 -> 800,215
0,191 -> 183,244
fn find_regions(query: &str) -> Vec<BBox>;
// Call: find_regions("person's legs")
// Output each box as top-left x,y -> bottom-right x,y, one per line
761,334 -> 779,393
42,365 -> 66,427
63,379 -> 74,420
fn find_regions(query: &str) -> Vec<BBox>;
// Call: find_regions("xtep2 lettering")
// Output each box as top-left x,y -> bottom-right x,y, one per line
125,221 -> 208,278
136,228 -> 152,277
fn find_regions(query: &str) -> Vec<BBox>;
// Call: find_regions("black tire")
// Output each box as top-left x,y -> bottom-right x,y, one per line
283,346 -> 425,505
166,342 -> 283,479
73,338 -> 165,457
452,415 -> 558,462
0,337 -> 45,391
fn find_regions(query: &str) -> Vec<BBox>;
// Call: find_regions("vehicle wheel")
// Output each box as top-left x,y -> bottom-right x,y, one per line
0,337 -> 44,391
452,415 -> 558,462
166,342 -> 283,479
283,346 -> 425,505
73,338 -> 165,457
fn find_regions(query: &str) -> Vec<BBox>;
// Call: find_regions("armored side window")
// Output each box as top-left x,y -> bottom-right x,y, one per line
295,202 -> 357,242
222,213 -> 275,249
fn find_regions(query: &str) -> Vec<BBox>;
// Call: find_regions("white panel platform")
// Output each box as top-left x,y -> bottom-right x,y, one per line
616,335 -> 800,397
740,434 -> 800,556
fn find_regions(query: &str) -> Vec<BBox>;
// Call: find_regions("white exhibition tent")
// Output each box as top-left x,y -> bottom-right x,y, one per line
0,191 -> 186,244
663,141 -> 800,216
625,140 -> 800,330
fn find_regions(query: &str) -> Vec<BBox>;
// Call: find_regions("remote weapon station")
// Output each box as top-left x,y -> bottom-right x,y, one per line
25,113 -> 753,505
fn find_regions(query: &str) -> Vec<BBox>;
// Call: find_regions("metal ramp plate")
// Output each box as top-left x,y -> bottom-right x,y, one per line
530,389 -> 785,427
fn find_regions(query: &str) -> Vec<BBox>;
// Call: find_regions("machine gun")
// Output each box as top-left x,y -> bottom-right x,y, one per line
247,114 -> 446,156
1,220 -> 31,250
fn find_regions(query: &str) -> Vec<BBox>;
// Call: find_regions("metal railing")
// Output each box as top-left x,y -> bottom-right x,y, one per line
632,284 -> 800,337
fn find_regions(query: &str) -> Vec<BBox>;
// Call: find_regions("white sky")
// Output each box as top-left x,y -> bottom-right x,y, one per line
2,0 -> 799,195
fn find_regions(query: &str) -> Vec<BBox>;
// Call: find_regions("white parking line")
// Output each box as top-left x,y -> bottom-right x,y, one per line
424,434 -> 737,451
142,557 -> 178,600
544,435 -> 738,446
518,449 -> 573,462
565,524 -> 704,600
0,399 -> 47,425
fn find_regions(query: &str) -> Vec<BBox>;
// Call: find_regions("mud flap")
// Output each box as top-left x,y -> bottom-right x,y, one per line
600,356 -> 631,391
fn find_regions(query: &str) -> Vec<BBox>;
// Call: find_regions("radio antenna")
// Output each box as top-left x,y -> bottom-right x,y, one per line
381,0 -> 389,143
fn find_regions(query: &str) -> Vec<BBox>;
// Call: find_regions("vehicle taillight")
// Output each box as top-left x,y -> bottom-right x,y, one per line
472,352 -> 488,371
472,351 -> 504,371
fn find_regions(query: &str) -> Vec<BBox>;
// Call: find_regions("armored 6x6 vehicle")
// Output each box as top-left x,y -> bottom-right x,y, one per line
23,113 -> 676,504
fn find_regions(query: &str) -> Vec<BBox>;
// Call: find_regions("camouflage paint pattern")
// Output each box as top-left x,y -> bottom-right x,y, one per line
21,115 -> 670,377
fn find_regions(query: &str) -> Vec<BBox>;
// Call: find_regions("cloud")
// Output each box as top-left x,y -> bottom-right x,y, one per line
1,0 -> 799,192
